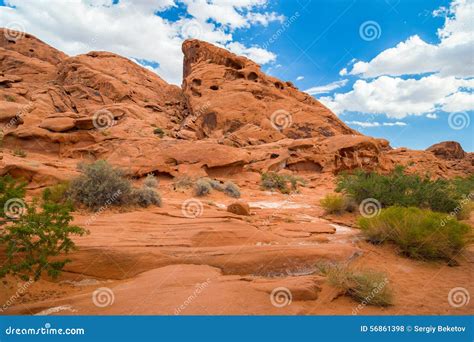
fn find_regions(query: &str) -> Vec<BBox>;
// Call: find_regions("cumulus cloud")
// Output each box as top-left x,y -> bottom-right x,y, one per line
296,76 -> 304,81
320,0 -> 474,119
320,75 -> 474,118
304,79 -> 348,95
0,0 -> 281,84
345,121 -> 407,128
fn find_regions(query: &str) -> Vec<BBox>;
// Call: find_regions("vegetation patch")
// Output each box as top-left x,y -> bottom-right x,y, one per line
336,166 -> 473,214
358,206 -> 470,261
0,176 -> 87,281
316,262 -> 393,307
261,172 -> 305,194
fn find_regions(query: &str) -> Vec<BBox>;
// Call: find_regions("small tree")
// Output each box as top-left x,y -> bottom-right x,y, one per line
0,176 -> 87,281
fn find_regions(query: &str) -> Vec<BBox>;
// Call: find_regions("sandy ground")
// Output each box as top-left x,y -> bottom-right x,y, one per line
1,175 -> 473,316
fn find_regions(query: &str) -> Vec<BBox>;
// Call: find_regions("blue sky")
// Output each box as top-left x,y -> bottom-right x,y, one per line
0,0 -> 472,151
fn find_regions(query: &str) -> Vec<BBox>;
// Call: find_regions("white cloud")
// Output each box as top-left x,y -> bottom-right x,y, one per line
345,121 -> 407,128
349,0 -> 474,78
296,76 -> 304,81
426,113 -> 438,119
304,79 -> 348,95
320,75 -> 474,118
322,0 -> 474,118
0,0 -> 281,85
225,41 -> 276,64
339,68 -> 347,76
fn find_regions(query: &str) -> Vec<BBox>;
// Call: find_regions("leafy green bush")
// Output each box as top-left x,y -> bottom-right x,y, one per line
320,193 -> 346,214
223,181 -> 241,198
316,262 -> 393,307
0,176 -> 87,280
0,175 -> 26,213
336,166 -> 463,213
358,206 -> 470,260
194,179 -> 212,197
261,172 -> 305,194
69,160 -> 131,211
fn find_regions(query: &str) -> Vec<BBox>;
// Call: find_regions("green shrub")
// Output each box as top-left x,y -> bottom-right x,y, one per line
223,181 -> 241,198
358,206 -> 470,260
0,175 -> 26,213
336,166 -> 463,213
69,160 -> 131,211
316,263 -> 393,307
320,193 -> 346,214
261,172 -> 305,194
0,176 -> 87,281
42,182 -> 71,205
131,186 -> 161,207
153,127 -> 165,138
194,179 -> 212,197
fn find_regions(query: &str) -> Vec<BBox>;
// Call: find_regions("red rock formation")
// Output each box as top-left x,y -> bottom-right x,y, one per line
0,29 -> 472,187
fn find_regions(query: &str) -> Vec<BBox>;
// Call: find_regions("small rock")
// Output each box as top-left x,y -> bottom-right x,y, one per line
227,201 -> 251,216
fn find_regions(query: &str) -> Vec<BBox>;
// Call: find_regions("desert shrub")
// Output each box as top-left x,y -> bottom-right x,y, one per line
316,263 -> 393,307
451,174 -> 474,198
153,127 -> 165,138
200,177 -> 223,191
0,176 -> 87,280
457,201 -> 474,220
131,186 -> 161,207
173,175 -> 194,190
69,160 -> 131,211
320,193 -> 346,214
358,206 -> 470,260
4,94 -> 16,102
194,179 -> 212,197
42,182 -> 71,205
261,172 -> 305,194
143,174 -> 158,188
12,148 -> 27,158
336,166 -> 462,213
223,181 -> 241,198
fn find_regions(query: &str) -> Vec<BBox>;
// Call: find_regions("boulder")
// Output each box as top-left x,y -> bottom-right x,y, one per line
227,202 -> 251,216
427,141 -> 466,160
39,117 -> 76,132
